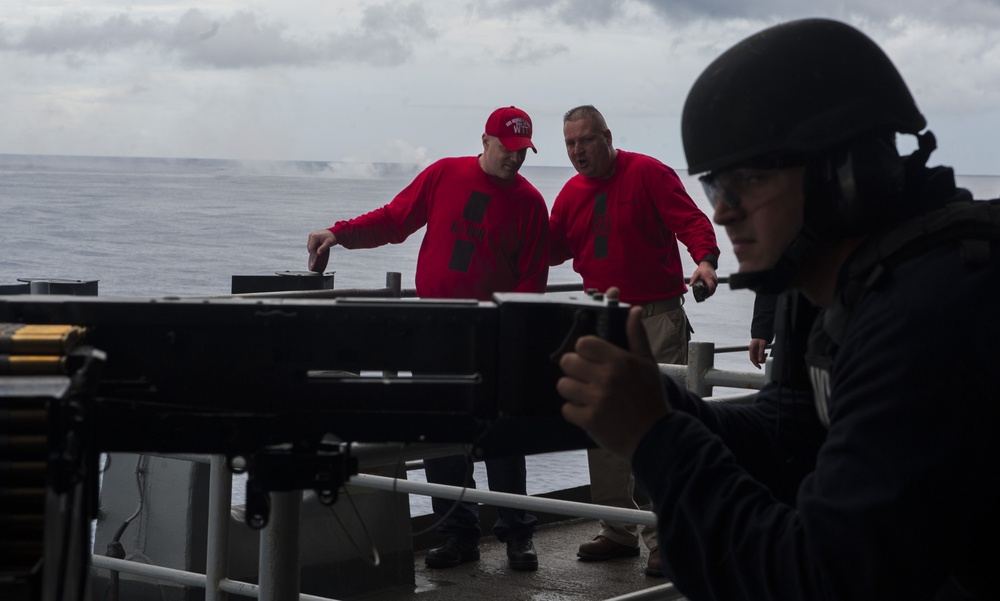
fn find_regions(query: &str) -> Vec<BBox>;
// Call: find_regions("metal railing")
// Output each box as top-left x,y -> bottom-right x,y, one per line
93,449 -> 690,601
662,341 -> 769,398
222,274 -> 589,300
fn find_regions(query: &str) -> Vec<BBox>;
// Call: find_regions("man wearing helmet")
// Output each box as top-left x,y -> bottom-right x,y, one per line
557,18 -> 1000,600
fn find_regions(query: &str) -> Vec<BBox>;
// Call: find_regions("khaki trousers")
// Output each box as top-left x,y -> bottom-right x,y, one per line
588,295 -> 689,549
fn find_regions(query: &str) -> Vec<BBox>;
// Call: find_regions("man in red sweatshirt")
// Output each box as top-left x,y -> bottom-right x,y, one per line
306,106 -> 549,571
549,105 -> 720,577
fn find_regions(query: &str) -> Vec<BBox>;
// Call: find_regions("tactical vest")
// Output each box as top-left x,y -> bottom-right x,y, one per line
806,197 -> 1000,426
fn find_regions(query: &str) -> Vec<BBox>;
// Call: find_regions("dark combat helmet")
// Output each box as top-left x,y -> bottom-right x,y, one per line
682,18 -> 926,176
682,19 -> 931,292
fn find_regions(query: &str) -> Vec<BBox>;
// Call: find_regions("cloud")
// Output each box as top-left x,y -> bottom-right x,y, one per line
637,0 -> 1000,28
0,3 -> 438,69
325,4 -> 439,67
551,0 -> 627,26
499,37 -> 569,64
2,0 -> 997,174
471,0 -> 625,27
881,17 -> 1000,117
172,10 -> 321,68
472,0 -> 1000,29
6,12 -> 169,56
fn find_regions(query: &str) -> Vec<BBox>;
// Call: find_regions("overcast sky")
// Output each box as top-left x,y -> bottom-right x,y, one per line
2,1 -> 999,174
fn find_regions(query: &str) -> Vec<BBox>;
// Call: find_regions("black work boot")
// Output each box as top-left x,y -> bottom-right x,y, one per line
424,537 -> 480,569
506,537 -> 538,571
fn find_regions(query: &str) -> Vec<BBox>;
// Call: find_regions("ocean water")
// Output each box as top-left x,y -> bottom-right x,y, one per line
4,153 -> 998,516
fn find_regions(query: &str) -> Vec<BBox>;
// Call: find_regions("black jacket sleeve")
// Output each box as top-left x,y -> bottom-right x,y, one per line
669,381 -> 825,506
633,245 -> 1000,600
750,292 -> 778,341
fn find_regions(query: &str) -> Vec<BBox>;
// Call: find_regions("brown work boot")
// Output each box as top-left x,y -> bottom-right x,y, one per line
577,536 -> 640,561
645,547 -> 665,577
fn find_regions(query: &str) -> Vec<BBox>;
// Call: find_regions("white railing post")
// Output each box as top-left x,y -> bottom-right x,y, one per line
206,455 -> 232,601
258,490 -> 303,601
259,490 -> 302,601
687,341 -> 715,397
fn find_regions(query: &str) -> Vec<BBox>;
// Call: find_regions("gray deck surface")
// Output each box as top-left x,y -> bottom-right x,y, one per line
355,518 -> 687,601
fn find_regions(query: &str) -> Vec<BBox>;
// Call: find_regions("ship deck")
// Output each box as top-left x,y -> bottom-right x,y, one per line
357,518 -> 685,601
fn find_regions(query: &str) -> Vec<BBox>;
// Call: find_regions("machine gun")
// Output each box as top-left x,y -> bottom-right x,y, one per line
1,290 -> 627,444
1,291 -> 627,567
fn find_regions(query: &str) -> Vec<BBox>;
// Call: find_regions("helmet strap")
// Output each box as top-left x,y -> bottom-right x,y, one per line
729,226 -> 823,293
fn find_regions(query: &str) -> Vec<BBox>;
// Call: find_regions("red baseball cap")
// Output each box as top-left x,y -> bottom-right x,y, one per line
485,106 -> 537,153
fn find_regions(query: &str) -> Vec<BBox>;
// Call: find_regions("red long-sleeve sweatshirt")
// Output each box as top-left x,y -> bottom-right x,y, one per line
549,151 -> 719,305
330,156 -> 549,300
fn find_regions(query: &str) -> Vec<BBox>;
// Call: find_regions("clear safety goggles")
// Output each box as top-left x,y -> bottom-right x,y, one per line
699,157 -> 806,210
699,172 -> 742,210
